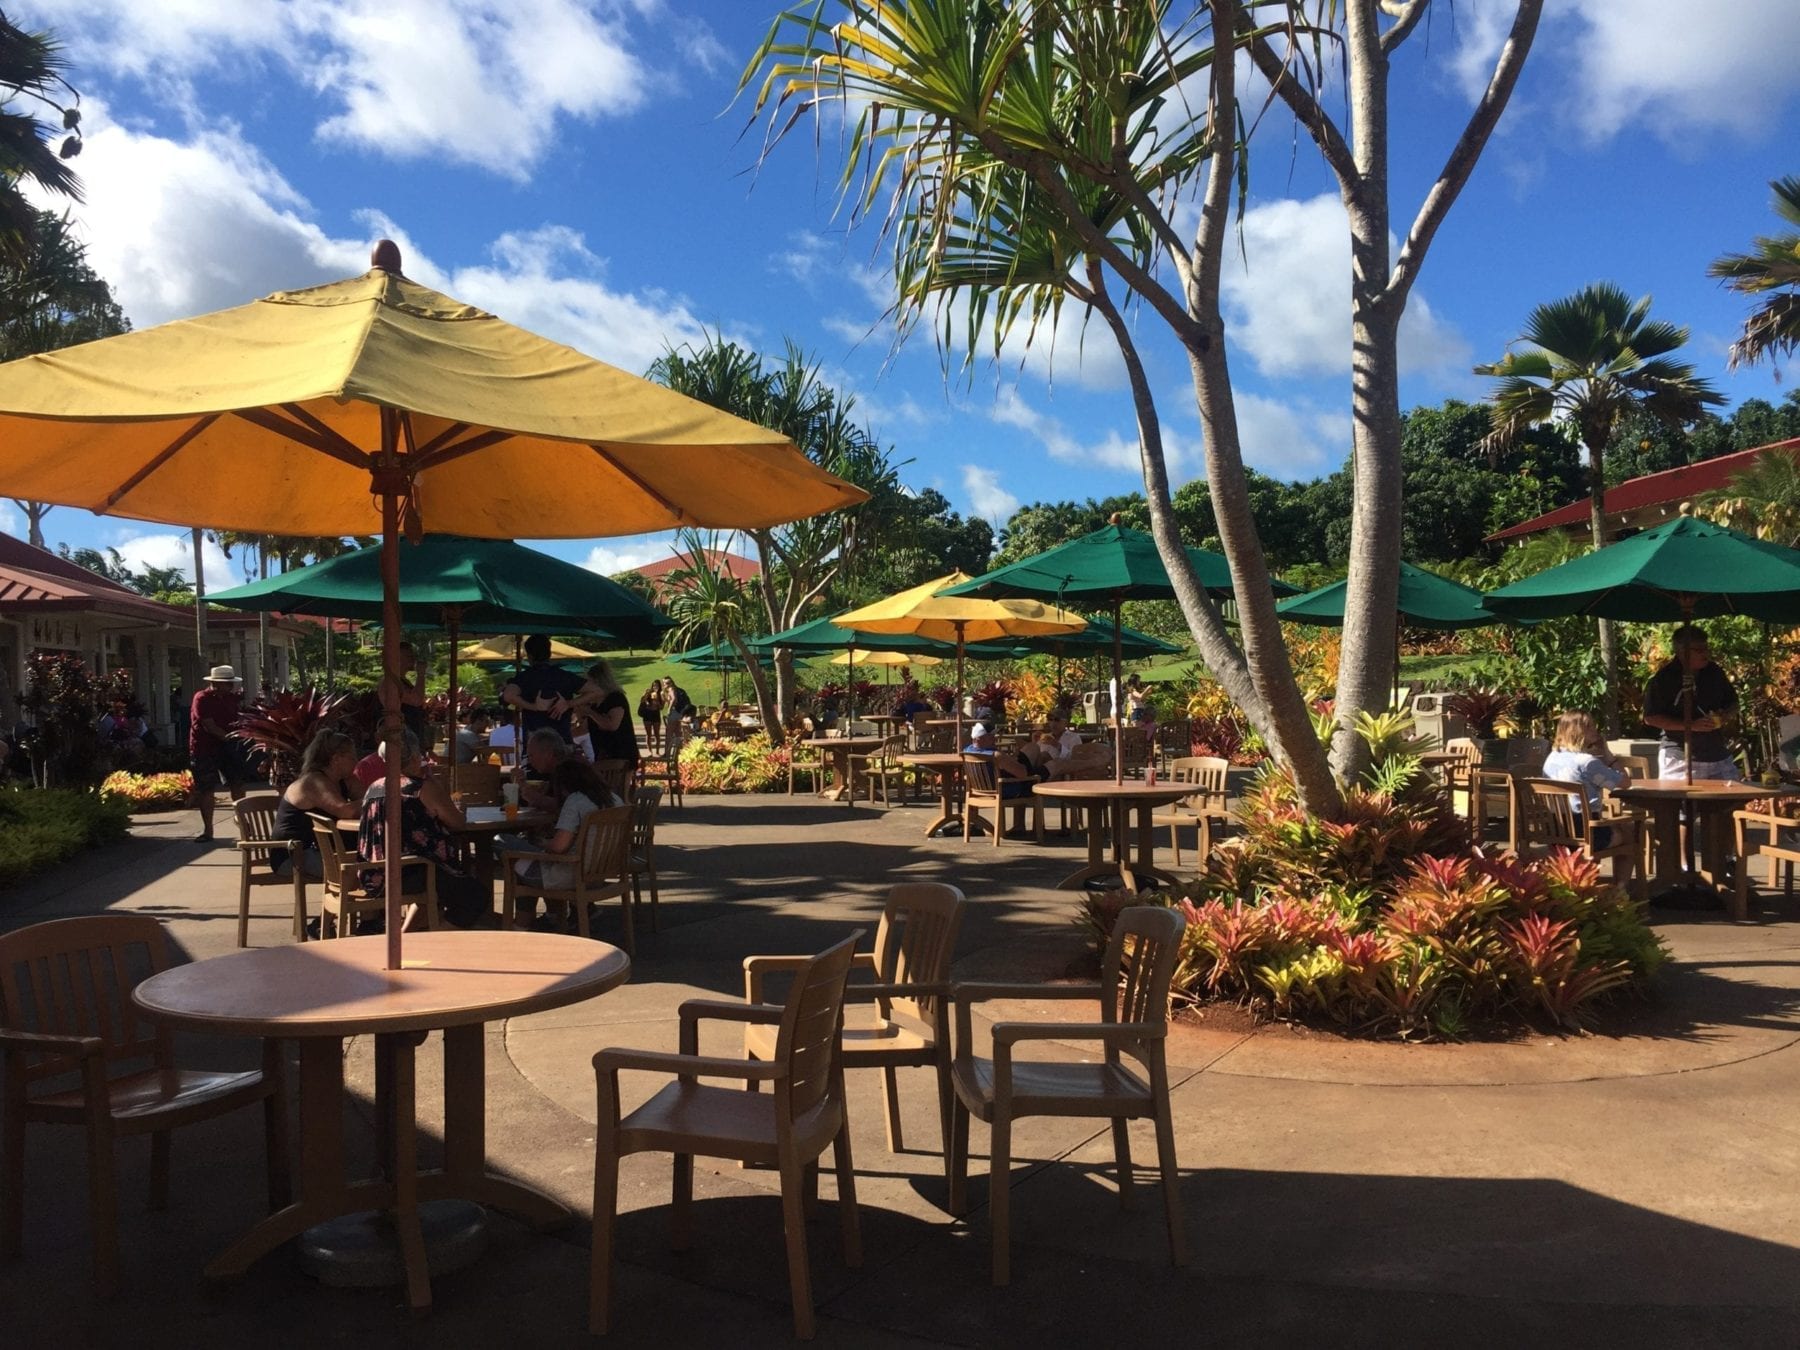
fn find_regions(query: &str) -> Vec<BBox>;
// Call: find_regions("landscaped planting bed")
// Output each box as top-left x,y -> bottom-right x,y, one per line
0,787 -> 131,888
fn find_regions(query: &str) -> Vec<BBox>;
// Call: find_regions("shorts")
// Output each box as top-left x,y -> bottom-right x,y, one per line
190,748 -> 246,789
1657,749 -> 1739,782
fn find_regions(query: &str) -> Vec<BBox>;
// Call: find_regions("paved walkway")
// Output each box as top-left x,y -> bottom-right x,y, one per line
3,793 -> 1799,1347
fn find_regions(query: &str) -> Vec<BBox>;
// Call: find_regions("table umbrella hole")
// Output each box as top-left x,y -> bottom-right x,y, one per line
296,1201 -> 488,1288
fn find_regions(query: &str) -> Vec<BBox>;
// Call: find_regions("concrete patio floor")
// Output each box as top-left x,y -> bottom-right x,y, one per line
2,792 -> 1799,1347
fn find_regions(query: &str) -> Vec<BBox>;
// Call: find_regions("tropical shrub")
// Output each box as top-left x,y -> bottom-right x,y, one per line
1082,765 -> 1665,1038
1443,687 -> 1517,739
232,687 -> 351,789
0,787 -> 131,887
17,650 -> 105,785
928,684 -> 959,714
677,732 -> 786,793
99,770 -> 193,812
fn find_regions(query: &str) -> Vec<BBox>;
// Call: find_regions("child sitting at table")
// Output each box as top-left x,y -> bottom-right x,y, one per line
1541,711 -> 1630,848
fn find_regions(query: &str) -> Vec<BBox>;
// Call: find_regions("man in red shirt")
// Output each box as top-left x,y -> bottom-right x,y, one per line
190,665 -> 247,842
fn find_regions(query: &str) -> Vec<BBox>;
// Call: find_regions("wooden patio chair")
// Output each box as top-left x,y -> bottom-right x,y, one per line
948,905 -> 1188,1286
1151,756 -> 1230,867
960,754 -> 1043,846
743,883 -> 967,1178
786,720 -> 825,795
591,758 -> 634,804
627,785 -> 663,934
0,915 -> 290,1295
1734,808 -> 1800,922
501,806 -> 635,951
309,814 -> 439,938
232,793 -> 308,947
855,734 -> 916,807
1516,778 -> 1643,897
590,933 -> 863,1339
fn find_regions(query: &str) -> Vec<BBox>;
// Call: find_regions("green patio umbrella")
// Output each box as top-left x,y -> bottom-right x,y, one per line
945,520 -> 1288,778
1278,561 -> 1512,708
1485,512 -> 1800,783
213,534 -> 670,781
1277,561 -> 1501,630
759,611 -> 1011,726
674,641 -> 774,707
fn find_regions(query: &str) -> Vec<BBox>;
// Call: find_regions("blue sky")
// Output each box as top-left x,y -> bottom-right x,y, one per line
13,0 -> 1800,587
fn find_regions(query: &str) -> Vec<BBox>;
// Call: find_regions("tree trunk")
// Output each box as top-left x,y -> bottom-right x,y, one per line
732,636 -> 781,736
14,501 -> 50,549
1586,436 -> 1621,733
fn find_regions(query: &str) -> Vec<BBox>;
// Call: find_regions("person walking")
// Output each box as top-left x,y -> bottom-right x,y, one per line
189,665 -> 248,842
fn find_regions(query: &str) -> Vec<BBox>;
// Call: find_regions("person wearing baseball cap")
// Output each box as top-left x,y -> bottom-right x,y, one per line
189,665 -> 248,842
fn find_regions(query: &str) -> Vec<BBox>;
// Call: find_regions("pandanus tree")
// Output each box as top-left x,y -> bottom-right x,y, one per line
1710,175 -> 1800,376
741,0 -> 1545,816
1476,283 -> 1723,731
661,528 -> 780,732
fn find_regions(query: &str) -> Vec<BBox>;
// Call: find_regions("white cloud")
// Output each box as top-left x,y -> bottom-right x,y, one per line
991,386 -> 1200,481
580,535 -> 677,576
0,501 -> 19,537
43,106 -> 729,371
1231,392 -> 1348,480
1220,193 -> 1470,382
1452,0 -> 1800,144
109,528 -> 234,586
960,466 -> 1019,524
34,0 -> 652,179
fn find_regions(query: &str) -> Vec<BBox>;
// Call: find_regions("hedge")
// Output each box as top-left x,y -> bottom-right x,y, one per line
0,787 -> 132,888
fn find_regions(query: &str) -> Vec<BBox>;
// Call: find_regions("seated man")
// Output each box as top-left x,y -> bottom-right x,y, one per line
963,722 -> 1036,799
514,726 -> 573,810
455,708 -> 493,764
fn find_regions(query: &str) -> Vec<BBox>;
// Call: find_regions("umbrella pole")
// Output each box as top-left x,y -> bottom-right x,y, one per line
446,607 -> 460,794
377,467 -> 404,971
955,623 -> 966,749
1113,599 -> 1124,785
513,635 -> 524,759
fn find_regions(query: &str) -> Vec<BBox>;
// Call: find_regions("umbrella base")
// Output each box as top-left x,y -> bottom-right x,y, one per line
1647,876 -> 1727,912
297,1200 -> 489,1288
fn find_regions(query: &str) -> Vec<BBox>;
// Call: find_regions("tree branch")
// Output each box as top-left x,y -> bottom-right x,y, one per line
1388,0 -> 1543,306
1378,0 -> 1431,56
1240,25 -> 1359,197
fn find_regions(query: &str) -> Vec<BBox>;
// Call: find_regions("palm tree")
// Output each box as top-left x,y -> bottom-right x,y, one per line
661,528 -> 780,732
1477,282 -> 1725,731
1710,175 -> 1800,374
1701,448 -> 1800,547
0,14 -> 84,264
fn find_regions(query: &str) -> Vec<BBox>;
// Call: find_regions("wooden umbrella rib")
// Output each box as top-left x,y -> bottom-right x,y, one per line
413,421 -> 472,456
231,406 -> 368,469
586,443 -> 692,526
98,415 -> 218,512
280,402 -> 373,463
413,429 -> 513,470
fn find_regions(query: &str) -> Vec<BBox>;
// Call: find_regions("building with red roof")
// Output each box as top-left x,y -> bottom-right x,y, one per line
1488,437 -> 1800,542
634,548 -> 760,599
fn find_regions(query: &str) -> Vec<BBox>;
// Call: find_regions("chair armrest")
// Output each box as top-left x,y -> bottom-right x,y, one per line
992,1021 -> 1163,1047
679,998 -> 785,1028
0,1027 -> 105,1058
844,980 -> 951,1002
499,848 -> 563,866
744,950 -> 874,1001
235,838 -> 284,853
592,1046 -> 783,1081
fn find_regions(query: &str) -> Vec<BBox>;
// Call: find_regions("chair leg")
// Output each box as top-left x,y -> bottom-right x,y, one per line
82,1073 -> 119,1296
1153,1095 -> 1187,1268
262,1040 -> 292,1209
833,1120 -> 862,1268
778,1153 -> 817,1340
292,870 -> 309,943
949,1098 -> 971,1217
0,1084 -> 23,1259
989,1110 -> 1011,1287
671,1153 -> 693,1251
617,889 -> 635,955
881,1066 -> 904,1152
589,1143 -> 620,1334
1110,1116 -> 1133,1209
1168,821 -> 1182,866
148,1131 -> 170,1211
647,864 -> 660,933
935,1052 -> 955,1188
237,856 -> 252,948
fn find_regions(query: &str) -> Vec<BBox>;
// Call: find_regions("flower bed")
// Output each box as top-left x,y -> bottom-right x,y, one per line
1083,767 -> 1667,1039
677,733 -> 787,794
100,769 -> 195,812
0,787 -> 131,888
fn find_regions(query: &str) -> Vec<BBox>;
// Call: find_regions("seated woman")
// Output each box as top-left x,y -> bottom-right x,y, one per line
508,757 -> 622,929
274,730 -> 363,881
358,729 -> 488,929
1541,710 -> 1631,848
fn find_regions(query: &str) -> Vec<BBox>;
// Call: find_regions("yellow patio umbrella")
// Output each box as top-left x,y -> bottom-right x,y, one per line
460,636 -> 597,663
836,572 -> 1085,753
0,241 -> 866,968
827,649 -> 944,666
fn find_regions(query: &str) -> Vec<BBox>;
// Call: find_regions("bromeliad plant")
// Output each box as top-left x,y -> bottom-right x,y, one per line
232,687 -> 350,790
1444,687 -> 1518,739
928,684 -> 959,714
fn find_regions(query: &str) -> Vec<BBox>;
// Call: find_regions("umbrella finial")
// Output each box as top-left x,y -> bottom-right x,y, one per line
371,239 -> 403,273
1678,500 -> 1694,517
1108,512 -> 1122,526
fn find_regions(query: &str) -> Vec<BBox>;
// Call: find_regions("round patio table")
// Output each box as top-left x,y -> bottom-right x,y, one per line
132,931 -> 630,1312
801,735 -> 885,803
1032,780 -> 1196,891
899,751 -> 967,837
1611,779 -> 1797,908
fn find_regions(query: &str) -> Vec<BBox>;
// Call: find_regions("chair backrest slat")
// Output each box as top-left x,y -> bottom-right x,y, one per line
871,883 -> 966,1024
776,932 -> 861,1123
1099,907 -> 1186,1066
0,916 -> 172,1083
960,754 -> 998,795
453,762 -> 505,805
234,793 -> 281,844
630,786 -> 661,854
1520,777 -> 1582,850
577,806 -> 633,888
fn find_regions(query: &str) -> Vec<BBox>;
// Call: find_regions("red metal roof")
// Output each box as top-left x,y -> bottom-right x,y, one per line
1488,437 -> 1800,541
0,561 -> 190,625
636,549 -> 760,583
